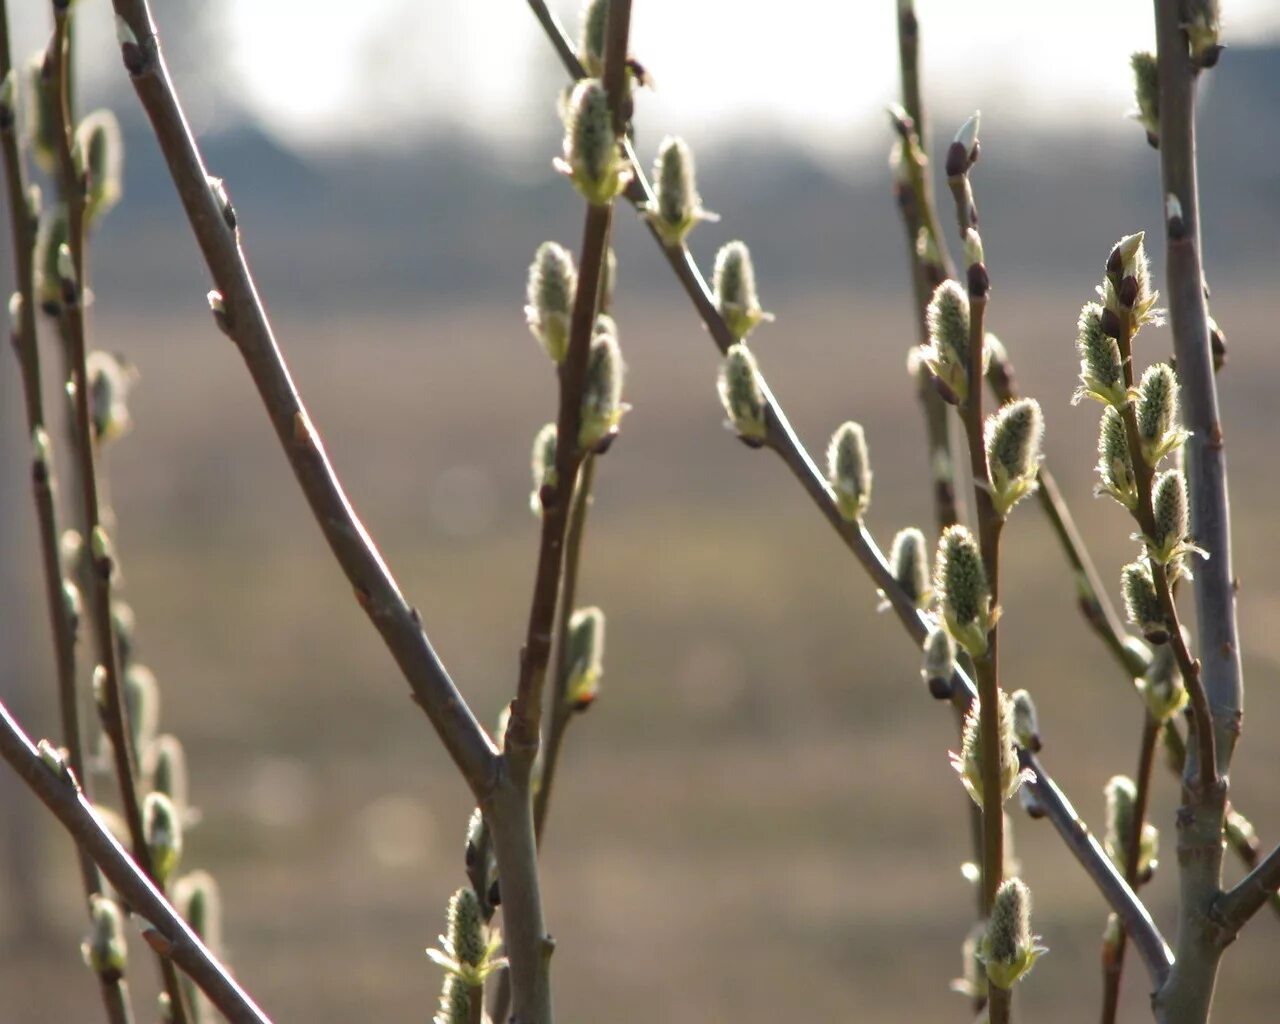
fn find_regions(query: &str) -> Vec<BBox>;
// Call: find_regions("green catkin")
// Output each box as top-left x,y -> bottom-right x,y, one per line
578,0 -> 608,76
982,877 -> 1045,989
1074,301 -> 1125,405
984,398 -> 1043,515
890,527 -> 930,607
579,321 -> 625,449
1151,469 -> 1188,562
565,607 -> 605,710
82,895 -> 127,977
1096,406 -> 1138,508
530,422 -> 558,516
1131,52 -> 1159,141
525,242 -> 577,363
826,421 -> 872,521
1121,559 -> 1166,639
143,791 -> 183,884
646,136 -> 719,246
934,525 -> 991,654
717,343 -> 767,442
713,241 -> 773,341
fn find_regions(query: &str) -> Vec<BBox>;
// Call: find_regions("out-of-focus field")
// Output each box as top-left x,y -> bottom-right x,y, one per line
2,279 -> 1278,1022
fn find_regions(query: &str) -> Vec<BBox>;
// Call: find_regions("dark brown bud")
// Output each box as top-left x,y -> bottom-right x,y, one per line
945,140 -> 968,178
1100,307 -> 1122,339
1118,275 -> 1139,309
967,262 -> 990,298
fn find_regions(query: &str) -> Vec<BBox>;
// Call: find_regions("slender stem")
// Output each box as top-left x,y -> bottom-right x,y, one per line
49,17 -> 192,1021
532,455 -> 597,843
0,698 -> 270,1024
1100,712 -> 1160,1024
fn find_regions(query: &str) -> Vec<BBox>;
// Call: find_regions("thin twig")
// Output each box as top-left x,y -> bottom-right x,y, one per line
532,455 -> 597,842
0,699 -> 269,1024
1100,712 -> 1160,1023
49,13 -> 192,1020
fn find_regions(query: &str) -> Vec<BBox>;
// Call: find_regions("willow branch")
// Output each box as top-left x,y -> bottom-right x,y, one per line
1150,3 -> 1240,1018
0,699 -> 269,1024
523,0 -> 1170,991
106,0 -> 496,798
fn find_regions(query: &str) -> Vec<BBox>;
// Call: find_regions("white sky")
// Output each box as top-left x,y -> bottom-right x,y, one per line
15,1 -> 1280,156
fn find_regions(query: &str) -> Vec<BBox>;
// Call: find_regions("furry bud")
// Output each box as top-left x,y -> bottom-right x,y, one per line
23,56 -> 58,175
981,877 -> 1046,989
578,0 -> 609,77
643,136 -> 719,247
87,351 -> 134,443
1121,558 -> 1167,643
144,791 -> 183,884
529,423 -> 557,516
718,344 -> 767,444
984,398 -> 1043,517
934,525 -> 992,656
826,421 -> 872,521
174,870 -> 222,953
1139,640 -> 1188,722
1103,232 -> 1159,328
951,922 -> 988,1001
922,626 -> 955,700
124,664 -> 161,756
34,208 -> 69,310
145,734 -> 189,817
1184,0 -> 1222,68
446,887 -> 485,970
0,70 -> 14,129
921,281 -> 971,403
1104,775 -> 1160,880
1074,301 -> 1126,406
565,606 -> 605,711
1010,689 -> 1041,752
76,110 -> 124,228
1131,52 -> 1159,145
525,242 -> 577,363
950,689 -> 1033,808
1135,363 -> 1187,467
890,527 -> 930,608
434,974 -> 471,1024
579,318 -> 626,449
713,241 -> 773,341
82,895 -> 127,978
1095,406 -> 1138,510
1150,469 -> 1189,565
553,79 -> 630,206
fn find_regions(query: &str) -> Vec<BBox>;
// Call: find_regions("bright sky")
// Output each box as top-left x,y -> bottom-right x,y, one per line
20,1 -> 1280,157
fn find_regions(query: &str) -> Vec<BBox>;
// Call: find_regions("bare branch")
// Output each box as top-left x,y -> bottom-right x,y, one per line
1214,842 -> 1280,939
106,0 -> 497,797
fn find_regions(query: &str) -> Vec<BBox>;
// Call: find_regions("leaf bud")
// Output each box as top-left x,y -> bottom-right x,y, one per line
553,78 -> 630,206
981,877 -> 1046,989
642,135 -> 719,247
717,343 -> 767,445
889,527 -> 931,609
712,241 -> 773,341
826,421 -> 871,521
921,626 -> 955,701
579,318 -> 627,450
1010,689 -> 1041,752
950,921 -> 988,1001
529,422 -> 558,516
144,791 -> 183,884
984,398 -> 1043,517
525,242 -> 578,363
934,525 -> 993,656
565,606 -> 605,711
946,112 -> 980,177
1104,775 -> 1160,880
76,110 -> 124,228
207,289 -> 231,336
1131,52 -> 1159,146
82,895 -> 127,978
921,280 -> 971,404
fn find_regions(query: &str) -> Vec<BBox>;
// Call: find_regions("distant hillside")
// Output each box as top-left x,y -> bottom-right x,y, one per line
76,44 -> 1280,313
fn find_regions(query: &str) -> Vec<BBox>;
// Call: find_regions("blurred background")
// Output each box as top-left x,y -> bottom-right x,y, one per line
1,0 -> 1279,1020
